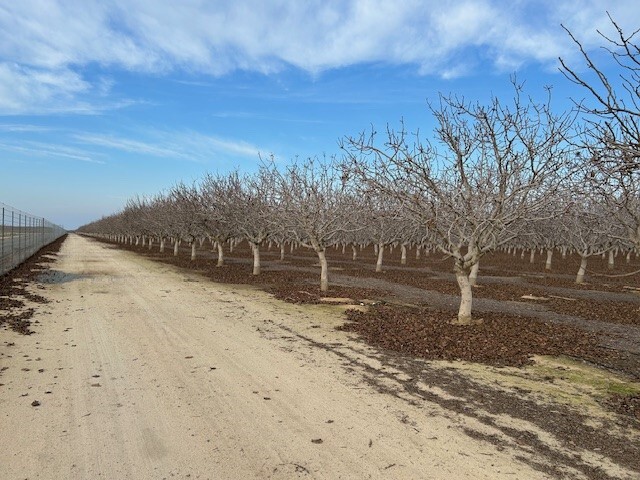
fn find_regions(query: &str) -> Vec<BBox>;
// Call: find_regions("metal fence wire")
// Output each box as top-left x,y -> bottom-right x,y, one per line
0,202 -> 66,276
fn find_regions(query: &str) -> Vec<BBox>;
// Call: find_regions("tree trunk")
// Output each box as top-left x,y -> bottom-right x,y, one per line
576,256 -> 588,284
375,243 -> 384,272
415,246 -> 421,259
545,249 -> 553,270
135,236 -> 140,246
173,239 -> 180,256
469,261 -> 479,287
251,242 -> 261,275
452,269 -> 476,325
191,242 -> 197,261
217,242 -> 224,267
160,238 -> 165,253
317,249 -> 329,292
352,245 -> 357,261
148,237 -> 153,250
342,244 -> 346,254
608,250 -> 615,270
141,236 -> 146,247
627,251 -> 631,264
400,244 -> 407,265
529,248 -> 535,263
280,243 -> 285,261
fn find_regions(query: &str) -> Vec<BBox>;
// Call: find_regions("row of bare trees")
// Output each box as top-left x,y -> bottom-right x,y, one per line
79,17 -> 639,326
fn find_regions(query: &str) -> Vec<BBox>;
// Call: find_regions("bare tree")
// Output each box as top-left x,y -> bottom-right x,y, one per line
556,196 -> 618,284
272,157 -> 360,291
560,14 -> 640,170
226,170 -> 276,275
342,82 -> 574,325
560,15 -> 640,261
198,172 -> 238,267
170,182 -> 206,260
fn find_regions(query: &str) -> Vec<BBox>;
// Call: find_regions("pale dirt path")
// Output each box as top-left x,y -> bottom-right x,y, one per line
1,235 -> 557,479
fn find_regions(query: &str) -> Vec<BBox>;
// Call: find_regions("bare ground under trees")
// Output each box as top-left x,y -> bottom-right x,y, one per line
1,234 -> 639,479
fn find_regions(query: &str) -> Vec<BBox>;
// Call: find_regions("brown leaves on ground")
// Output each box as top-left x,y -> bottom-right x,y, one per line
339,305 -> 604,368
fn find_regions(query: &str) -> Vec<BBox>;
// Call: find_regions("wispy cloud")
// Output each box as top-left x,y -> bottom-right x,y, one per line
210,111 -> 325,124
0,1 -> 638,114
0,124 -> 52,132
74,130 -> 268,162
0,140 -> 104,164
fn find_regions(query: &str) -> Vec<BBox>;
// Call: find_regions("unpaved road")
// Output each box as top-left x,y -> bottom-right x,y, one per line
0,235 -> 629,479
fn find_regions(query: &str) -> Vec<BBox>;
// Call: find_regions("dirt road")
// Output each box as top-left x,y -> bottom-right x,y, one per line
0,235 -> 630,479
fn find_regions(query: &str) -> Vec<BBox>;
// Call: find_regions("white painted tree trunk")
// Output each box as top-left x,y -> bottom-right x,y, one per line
545,249 -> 553,270
529,249 -> 535,263
160,238 -> 165,253
148,238 -> 153,250
251,242 -> 261,275
469,261 -> 479,287
576,256 -> 588,284
191,242 -> 197,261
352,245 -> 357,261
627,251 -> 631,263
342,244 -> 346,254
135,236 -> 140,246
453,270 -> 474,325
608,250 -> 615,270
415,246 -> 421,259
280,244 -> 285,261
173,239 -> 179,256
400,244 -> 407,265
317,249 -> 329,292
141,236 -> 146,247
375,243 -> 384,272
216,242 -> 224,267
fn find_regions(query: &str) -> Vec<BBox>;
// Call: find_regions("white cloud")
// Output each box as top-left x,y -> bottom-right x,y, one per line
74,130 -> 267,162
0,1 -> 638,113
0,140 -> 104,164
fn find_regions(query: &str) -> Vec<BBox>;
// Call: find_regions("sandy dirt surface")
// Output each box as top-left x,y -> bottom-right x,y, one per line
0,234 -> 634,479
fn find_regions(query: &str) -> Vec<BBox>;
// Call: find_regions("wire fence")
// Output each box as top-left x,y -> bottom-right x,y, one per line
1,202 -> 66,276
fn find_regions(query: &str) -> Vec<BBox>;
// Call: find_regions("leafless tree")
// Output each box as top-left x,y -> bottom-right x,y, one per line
170,182 -> 206,260
342,82 -> 574,324
560,14 -> 640,171
271,157 -> 360,291
556,194 -> 619,284
560,15 -> 640,261
226,169 -> 276,275
198,172 -> 239,267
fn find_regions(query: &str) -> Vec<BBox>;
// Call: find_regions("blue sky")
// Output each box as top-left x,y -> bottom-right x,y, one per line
0,1 -> 638,229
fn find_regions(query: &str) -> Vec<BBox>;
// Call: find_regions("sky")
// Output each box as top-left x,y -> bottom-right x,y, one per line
0,0 -> 638,230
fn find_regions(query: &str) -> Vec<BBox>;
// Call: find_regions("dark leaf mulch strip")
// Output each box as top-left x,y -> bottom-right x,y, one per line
339,305 -> 606,368
548,298 -> 640,326
606,393 -> 640,420
0,235 -> 67,334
